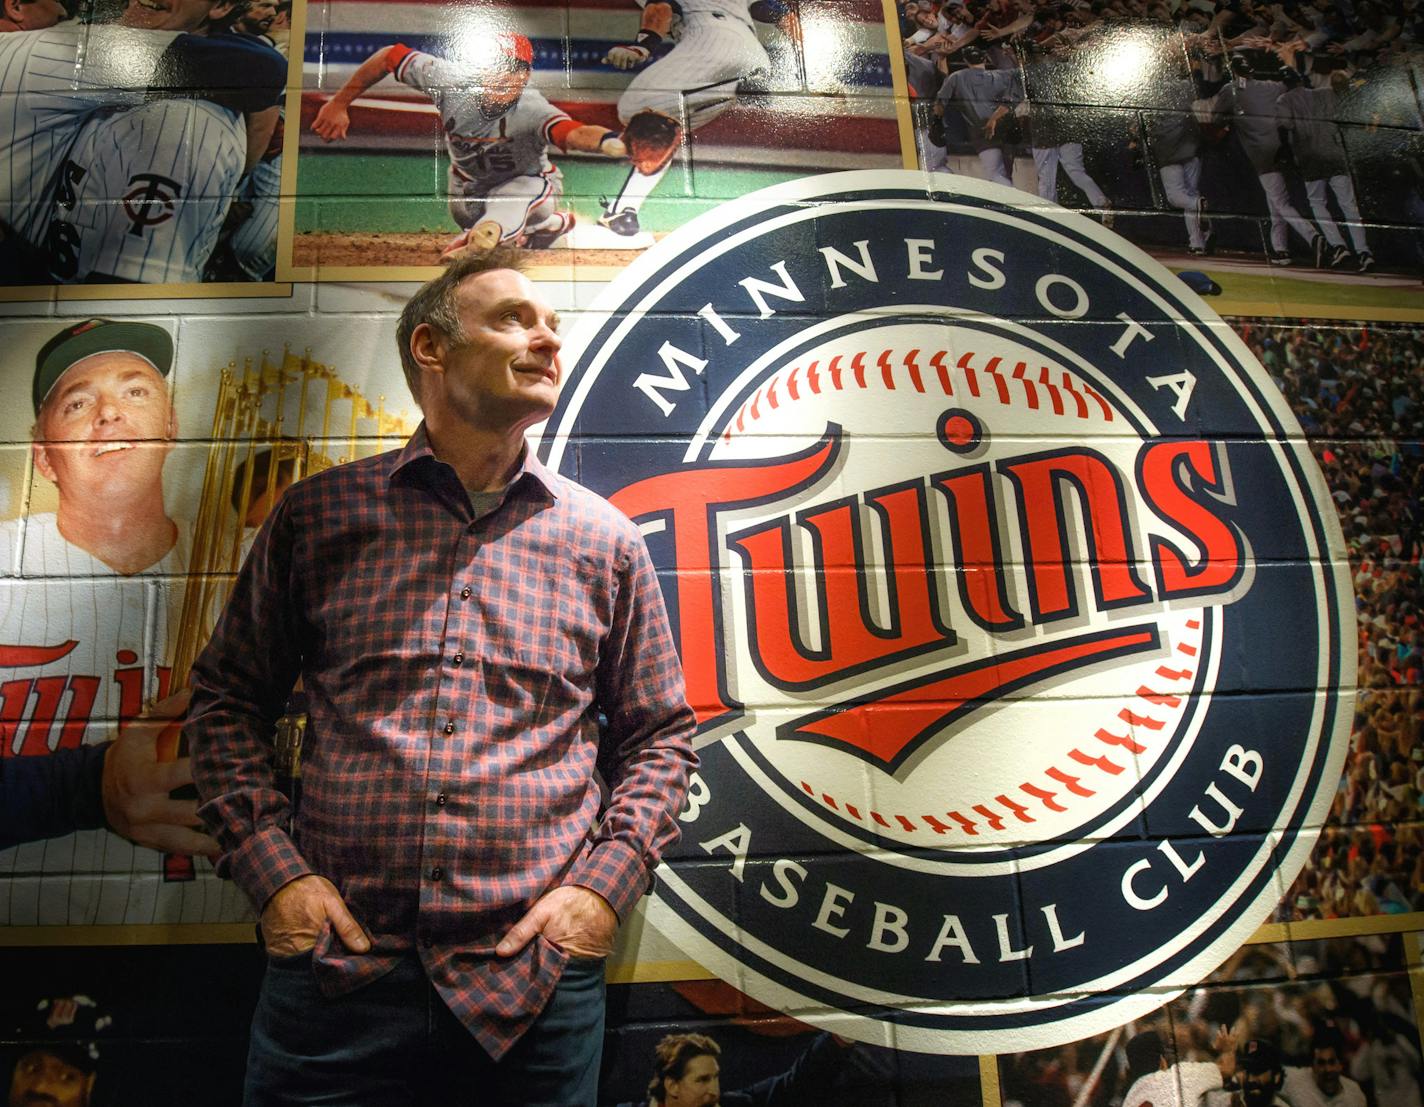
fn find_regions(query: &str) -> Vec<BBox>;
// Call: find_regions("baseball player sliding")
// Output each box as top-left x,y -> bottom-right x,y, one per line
312,33 -> 626,259
599,0 -> 800,237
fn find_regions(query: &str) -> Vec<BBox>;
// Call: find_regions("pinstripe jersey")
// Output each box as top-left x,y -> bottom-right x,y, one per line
189,427 -> 696,1058
390,46 -> 570,189
638,0 -> 758,35
0,22 -> 180,249
0,515 -> 254,926
57,98 -> 245,283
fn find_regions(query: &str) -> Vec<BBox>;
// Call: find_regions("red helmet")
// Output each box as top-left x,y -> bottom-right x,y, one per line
498,32 -> 534,68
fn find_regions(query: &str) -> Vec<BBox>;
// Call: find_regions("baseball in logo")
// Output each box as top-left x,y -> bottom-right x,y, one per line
541,171 -> 1355,1052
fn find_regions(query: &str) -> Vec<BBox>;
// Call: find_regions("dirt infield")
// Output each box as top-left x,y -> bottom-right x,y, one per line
293,232 -> 649,271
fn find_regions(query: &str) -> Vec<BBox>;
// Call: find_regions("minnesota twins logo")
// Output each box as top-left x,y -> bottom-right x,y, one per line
122,173 -> 182,236
540,171 -> 1355,1052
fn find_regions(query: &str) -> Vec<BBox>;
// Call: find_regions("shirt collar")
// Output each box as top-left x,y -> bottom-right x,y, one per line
391,422 -> 563,501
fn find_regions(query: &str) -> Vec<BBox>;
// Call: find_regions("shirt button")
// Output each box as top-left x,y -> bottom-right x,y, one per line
452,652 -> 464,666
443,721 -> 455,735
460,586 -> 472,600
435,792 -> 447,807
430,866 -> 444,882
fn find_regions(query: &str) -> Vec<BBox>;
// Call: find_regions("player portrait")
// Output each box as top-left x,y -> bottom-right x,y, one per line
0,313 -> 413,931
0,0 -> 294,295
288,0 -> 904,277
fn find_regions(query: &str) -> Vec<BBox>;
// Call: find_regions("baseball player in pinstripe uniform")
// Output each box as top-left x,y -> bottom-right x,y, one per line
43,0 -> 287,284
313,33 -> 626,259
0,318 -> 226,926
0,0 -> 286,284
598,0 -> 799,237
1277,68 -> 1373,271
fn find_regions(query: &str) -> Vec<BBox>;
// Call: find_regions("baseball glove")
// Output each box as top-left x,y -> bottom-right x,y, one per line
622,110 -> 682,175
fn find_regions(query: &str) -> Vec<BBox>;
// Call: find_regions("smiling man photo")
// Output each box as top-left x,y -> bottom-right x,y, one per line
190,247 -> 698,1106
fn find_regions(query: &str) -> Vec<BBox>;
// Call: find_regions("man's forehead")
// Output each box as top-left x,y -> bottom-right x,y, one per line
48,351 -> 168,398
459,269 -> 558,318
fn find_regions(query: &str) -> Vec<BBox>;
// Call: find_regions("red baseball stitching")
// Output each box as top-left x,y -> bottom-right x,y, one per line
796,618 -> 1203,840
723,349 -> 1114,443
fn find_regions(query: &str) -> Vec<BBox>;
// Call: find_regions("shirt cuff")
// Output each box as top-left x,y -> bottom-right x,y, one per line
223,823 -> 313,911
565,838 -> 648,922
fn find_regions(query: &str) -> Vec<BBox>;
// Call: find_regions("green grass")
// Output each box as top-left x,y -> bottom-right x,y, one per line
295,153 -> 804,235
1184,266 -> 1424,321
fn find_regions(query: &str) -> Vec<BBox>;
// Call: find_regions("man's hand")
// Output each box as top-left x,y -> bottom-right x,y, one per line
261,874 -> 370,957
604,42 -> 652,69
495,885 -> 618,960
312,99 -> 351,141
102,689 -> 219,857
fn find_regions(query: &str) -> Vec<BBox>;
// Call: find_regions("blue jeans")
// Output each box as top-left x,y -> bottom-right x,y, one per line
244,951 -> 606,1106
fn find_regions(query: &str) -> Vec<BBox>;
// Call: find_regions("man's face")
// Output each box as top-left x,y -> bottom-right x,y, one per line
1240,1069 -> 1282,1107
235,0 -> 275,32
8,1051 -> 93,1107
121,0 -> 235,31
480,63 -> 531,113
33,352 -> 176,502
663,1054 -> 720,1107
422,268 -> 562,434
1312,1048 -> 1344,1096
3,0 -> 66,30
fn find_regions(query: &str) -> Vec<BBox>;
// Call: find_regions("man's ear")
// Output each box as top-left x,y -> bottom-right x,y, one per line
207,0 -> 238,23
32,438 -> 57,484
409,322 -> 447,377
2,0 -> 25,25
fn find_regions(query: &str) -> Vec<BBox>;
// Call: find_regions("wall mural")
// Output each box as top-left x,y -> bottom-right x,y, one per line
2,0 -> 1424,1101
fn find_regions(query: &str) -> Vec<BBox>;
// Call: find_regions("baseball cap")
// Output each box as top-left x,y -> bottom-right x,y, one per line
33,318 -> 174,415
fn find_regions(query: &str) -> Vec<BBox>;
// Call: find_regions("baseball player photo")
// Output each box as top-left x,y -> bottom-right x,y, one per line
289,0 -> 901,274
0,0 -> 290,291
311,32 -> 627,261
0,311 -> 415,930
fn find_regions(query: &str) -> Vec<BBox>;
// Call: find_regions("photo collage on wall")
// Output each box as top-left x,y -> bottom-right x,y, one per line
4,0 -> 1424,1102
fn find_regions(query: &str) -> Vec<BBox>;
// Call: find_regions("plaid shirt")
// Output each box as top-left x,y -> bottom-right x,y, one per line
189,426 -> 697,1057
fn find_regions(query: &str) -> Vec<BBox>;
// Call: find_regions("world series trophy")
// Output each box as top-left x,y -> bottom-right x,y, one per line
157,350 -> 416,880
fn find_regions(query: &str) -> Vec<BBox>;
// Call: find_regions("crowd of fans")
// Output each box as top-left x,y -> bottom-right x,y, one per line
1232,321 -> 1424,922
1001,936 -> 1423,1107
899,1 -> 1424,271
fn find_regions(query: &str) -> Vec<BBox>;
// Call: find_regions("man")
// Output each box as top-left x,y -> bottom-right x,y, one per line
935,47 -> 1021,189
597,0 -> 800,238
312,33 -> 625,259
617,1031 -> 849,1107
1139,68 -> 1213,256
0,319 -> 216,886
1277,68 -> 1374,272
5,995 -> 107,1107
43,0 -> 286,284
0,0 -> 287,283
7,1047 -> 95,1107
1021,44 -> 1112,219
232,0 -> 275,34
1219,54 -> 1329,267
189,247 -> 698,1105
1122,1026 -> 1238,1107
1232,1040 -> 1290,1107
1282,1022 -> 1366,1107
0,0 -> 65,32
